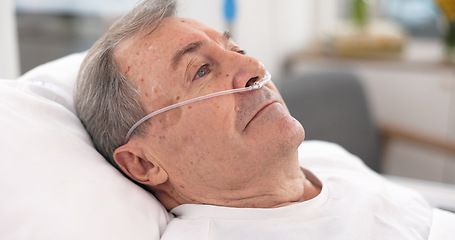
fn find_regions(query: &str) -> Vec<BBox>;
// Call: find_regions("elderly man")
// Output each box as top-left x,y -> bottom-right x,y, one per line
75,0 -> 440,239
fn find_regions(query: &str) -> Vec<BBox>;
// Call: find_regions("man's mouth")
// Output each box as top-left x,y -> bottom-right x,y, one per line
234,86 -> 283,132
244,100 -> 279,130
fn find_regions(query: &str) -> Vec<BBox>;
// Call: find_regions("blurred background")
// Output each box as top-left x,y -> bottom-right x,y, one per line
2,0 -> 455,184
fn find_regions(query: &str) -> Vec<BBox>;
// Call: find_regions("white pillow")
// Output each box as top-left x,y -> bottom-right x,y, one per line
0,53 -> 172,240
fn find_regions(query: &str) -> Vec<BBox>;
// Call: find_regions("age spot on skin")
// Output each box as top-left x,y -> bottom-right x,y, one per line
124,66 -> 131,75
157,135 -> 166,143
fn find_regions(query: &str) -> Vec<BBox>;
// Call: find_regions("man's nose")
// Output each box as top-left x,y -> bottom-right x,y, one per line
226,53 -> 267,89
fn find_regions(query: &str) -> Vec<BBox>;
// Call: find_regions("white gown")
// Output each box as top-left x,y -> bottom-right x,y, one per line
161,141 -> 439,240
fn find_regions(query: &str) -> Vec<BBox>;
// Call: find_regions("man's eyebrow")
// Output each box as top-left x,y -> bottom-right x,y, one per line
172,41 -> 203,70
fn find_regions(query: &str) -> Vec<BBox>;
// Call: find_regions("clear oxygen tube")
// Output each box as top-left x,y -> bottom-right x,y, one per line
124,71 -> 271,143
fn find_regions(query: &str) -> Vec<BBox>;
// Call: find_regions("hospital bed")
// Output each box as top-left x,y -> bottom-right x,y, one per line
1,3 -> 454,239
2,50 -> 455,240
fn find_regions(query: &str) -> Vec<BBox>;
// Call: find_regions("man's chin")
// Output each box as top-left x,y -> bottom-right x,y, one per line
247,113 -> 304,152
278,115 -> 305,147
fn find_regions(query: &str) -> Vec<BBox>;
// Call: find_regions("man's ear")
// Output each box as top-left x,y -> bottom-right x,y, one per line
113,144 -> 168,186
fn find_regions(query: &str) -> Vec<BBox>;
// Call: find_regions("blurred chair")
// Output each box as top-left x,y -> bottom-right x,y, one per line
280,70 -> 382,172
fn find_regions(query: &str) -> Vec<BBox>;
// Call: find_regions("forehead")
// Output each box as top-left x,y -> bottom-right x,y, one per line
150,17 -> 221,46
115,17 -> 224,82
116,17 -> 222,64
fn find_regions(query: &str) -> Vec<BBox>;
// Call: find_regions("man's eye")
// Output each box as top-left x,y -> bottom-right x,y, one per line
194,64 -> 211,80
231,47 -> 245,55
236,49 -> 246,55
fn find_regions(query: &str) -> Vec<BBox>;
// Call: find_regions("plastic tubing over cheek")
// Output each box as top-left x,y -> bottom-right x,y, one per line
123,71 -> 271,143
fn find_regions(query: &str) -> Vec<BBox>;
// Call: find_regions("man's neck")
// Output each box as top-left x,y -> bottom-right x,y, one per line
154,162 -> 321,210
211,167 -> 321,209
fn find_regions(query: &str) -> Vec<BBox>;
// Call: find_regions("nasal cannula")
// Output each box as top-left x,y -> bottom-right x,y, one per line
124,71 -> 271,143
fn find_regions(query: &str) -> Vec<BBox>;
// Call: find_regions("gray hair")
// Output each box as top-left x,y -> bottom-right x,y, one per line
75,0 -> 177,169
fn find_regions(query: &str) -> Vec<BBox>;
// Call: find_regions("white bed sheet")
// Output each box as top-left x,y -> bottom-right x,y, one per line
428,208 -> 455,240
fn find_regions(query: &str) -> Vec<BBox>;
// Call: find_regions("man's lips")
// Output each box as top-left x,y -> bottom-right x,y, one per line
244,100 -> 279,130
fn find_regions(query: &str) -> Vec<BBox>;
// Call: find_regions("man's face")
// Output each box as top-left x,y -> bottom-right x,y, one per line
115,18 -> 304,200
